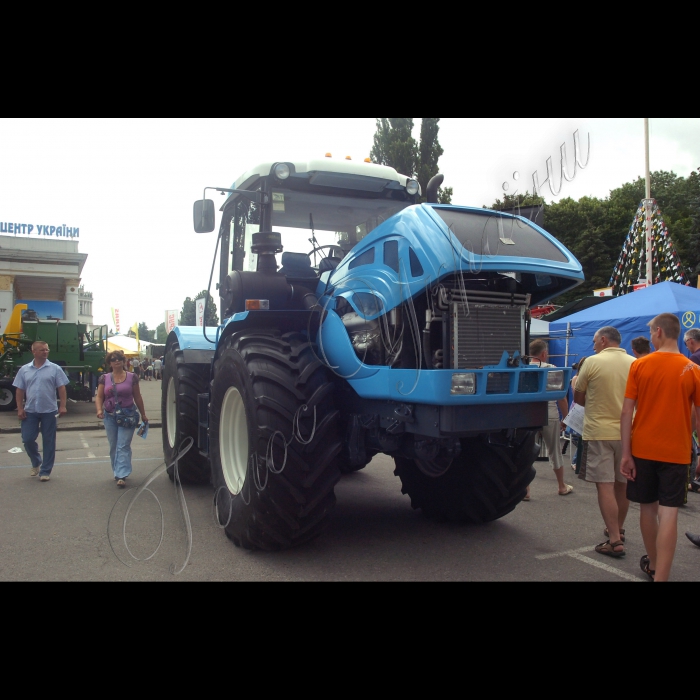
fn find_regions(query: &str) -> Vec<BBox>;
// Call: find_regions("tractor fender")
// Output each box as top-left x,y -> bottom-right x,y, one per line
167,327 -> 217,365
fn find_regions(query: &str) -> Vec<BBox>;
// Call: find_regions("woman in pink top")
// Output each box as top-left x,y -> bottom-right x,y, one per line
95,350 -> 149,486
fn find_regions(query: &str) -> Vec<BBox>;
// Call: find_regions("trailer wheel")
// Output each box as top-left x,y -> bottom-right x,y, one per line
0,382 -> 17,411
210,330 -> 342,551
394,430 -> 538,523
162,344 -> 210,484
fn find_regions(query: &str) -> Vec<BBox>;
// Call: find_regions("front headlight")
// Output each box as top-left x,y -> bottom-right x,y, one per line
273,163 -> 290,180
451,372 -> 476,395
546,370 -> 564,391
406,179 -> 420,196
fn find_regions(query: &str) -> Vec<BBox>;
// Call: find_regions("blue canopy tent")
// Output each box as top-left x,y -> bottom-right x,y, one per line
548,282 -> 700,367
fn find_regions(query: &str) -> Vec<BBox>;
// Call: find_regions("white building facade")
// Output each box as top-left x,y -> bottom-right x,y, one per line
0,235 -> 93,334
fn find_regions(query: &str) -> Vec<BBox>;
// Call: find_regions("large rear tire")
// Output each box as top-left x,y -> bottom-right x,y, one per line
210,330 -> 342,551
394,430 -> 538,523
0,381 -> 16,411
162,344 -> 211,484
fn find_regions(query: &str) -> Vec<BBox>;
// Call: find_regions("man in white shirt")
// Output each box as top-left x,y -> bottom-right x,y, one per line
525,339 -> 573,499
12,341 -> 70,482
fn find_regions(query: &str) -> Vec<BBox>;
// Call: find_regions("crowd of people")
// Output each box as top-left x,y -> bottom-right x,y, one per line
528,315 -> 700,581
11,320 -> 700,580
127,356 -> 164,381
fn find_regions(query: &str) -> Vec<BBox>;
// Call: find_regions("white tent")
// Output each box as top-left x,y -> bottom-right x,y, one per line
105,335 -> 154,358
530,318 -> 550,337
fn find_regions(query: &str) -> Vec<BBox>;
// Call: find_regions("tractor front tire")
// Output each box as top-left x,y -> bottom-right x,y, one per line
210,330 -> 342,551
394,430 -> 538,523
162,344 -> 211,484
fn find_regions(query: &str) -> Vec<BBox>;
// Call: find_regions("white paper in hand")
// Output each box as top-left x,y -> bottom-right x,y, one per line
563,403 -> 585,435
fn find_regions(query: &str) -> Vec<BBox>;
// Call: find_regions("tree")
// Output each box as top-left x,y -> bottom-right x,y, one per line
370,118 -> 452,204
180,290 -> 219,326
687,175 -> 700,282
487,192 -> 546,211
138,322 -> 155,342
416,118 -> 452,204
155,322 -> 167,343
485,169 -> 700,302
370,118 -> 417,178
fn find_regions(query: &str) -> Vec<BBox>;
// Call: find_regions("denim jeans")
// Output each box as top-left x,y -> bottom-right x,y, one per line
21,412 -> 57,477
104,411 -> 136,479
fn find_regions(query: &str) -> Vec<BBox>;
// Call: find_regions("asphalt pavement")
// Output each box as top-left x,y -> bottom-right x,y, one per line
1,426 -> 699,581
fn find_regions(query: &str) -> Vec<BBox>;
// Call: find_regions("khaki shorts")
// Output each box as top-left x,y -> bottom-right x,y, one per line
578,440 -> 626,483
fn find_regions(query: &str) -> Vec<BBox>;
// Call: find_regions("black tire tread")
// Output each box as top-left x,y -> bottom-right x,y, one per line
211,330 -> 342,551
394,430 -> 538,524
162,344 -> 210,484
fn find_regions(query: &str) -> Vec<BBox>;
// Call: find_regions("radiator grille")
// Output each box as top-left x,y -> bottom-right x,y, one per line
486,372 -> 511,394
450,290 -> 526,369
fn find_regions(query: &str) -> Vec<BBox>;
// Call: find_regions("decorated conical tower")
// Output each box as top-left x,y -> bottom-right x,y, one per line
609,199 -> 688,295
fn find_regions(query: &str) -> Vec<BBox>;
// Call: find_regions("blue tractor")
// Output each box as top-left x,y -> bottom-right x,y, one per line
162,157 -> 583,550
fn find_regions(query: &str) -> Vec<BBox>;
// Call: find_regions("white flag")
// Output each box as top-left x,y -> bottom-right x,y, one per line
165,310 -> 178,333
196,298 -> 205,327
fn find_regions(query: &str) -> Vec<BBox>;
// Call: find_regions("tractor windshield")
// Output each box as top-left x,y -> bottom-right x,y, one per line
228,182 -> 413,274
269,189 -> 409,269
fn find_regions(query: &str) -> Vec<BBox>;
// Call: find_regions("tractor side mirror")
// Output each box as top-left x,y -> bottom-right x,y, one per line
193,199 -> 216,233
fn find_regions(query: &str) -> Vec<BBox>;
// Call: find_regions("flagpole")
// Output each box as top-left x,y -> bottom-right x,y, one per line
644,118 -> 651,199
644,118 -> 653,286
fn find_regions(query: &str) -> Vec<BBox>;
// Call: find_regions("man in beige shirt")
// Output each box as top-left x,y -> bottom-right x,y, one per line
574,326 -> 635,558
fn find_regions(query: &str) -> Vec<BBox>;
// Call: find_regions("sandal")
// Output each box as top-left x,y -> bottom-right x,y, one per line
640,555 -> 655,581
604,527 -> 626,542
595,539 -> 625,557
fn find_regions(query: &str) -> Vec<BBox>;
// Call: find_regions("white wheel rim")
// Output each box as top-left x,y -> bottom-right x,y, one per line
219,386 -> 249,495
0,387 -> 13,406
166,377 -> 177,449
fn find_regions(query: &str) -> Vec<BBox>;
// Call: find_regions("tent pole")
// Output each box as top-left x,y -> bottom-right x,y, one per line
566,322 -> 571,365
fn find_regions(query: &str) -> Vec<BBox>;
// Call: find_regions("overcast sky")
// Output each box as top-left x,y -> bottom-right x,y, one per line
2,117 -> 699,331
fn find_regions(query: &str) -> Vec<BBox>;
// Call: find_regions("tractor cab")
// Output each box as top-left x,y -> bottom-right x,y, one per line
193,157 -> 420,317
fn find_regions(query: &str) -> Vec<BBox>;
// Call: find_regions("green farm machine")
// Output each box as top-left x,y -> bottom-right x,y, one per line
0,304 -> 106,410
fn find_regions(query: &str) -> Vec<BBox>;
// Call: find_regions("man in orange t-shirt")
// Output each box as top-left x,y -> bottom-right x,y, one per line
620,313 -> 700,582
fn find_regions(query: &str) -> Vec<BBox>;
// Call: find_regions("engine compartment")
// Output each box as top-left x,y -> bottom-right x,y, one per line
338,271 -> 531,371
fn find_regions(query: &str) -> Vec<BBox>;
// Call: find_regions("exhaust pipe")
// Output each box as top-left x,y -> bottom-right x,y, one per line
426,174 -> 444,204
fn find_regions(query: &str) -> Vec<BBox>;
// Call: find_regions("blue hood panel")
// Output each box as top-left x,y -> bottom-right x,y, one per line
321,204 -> 583,316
